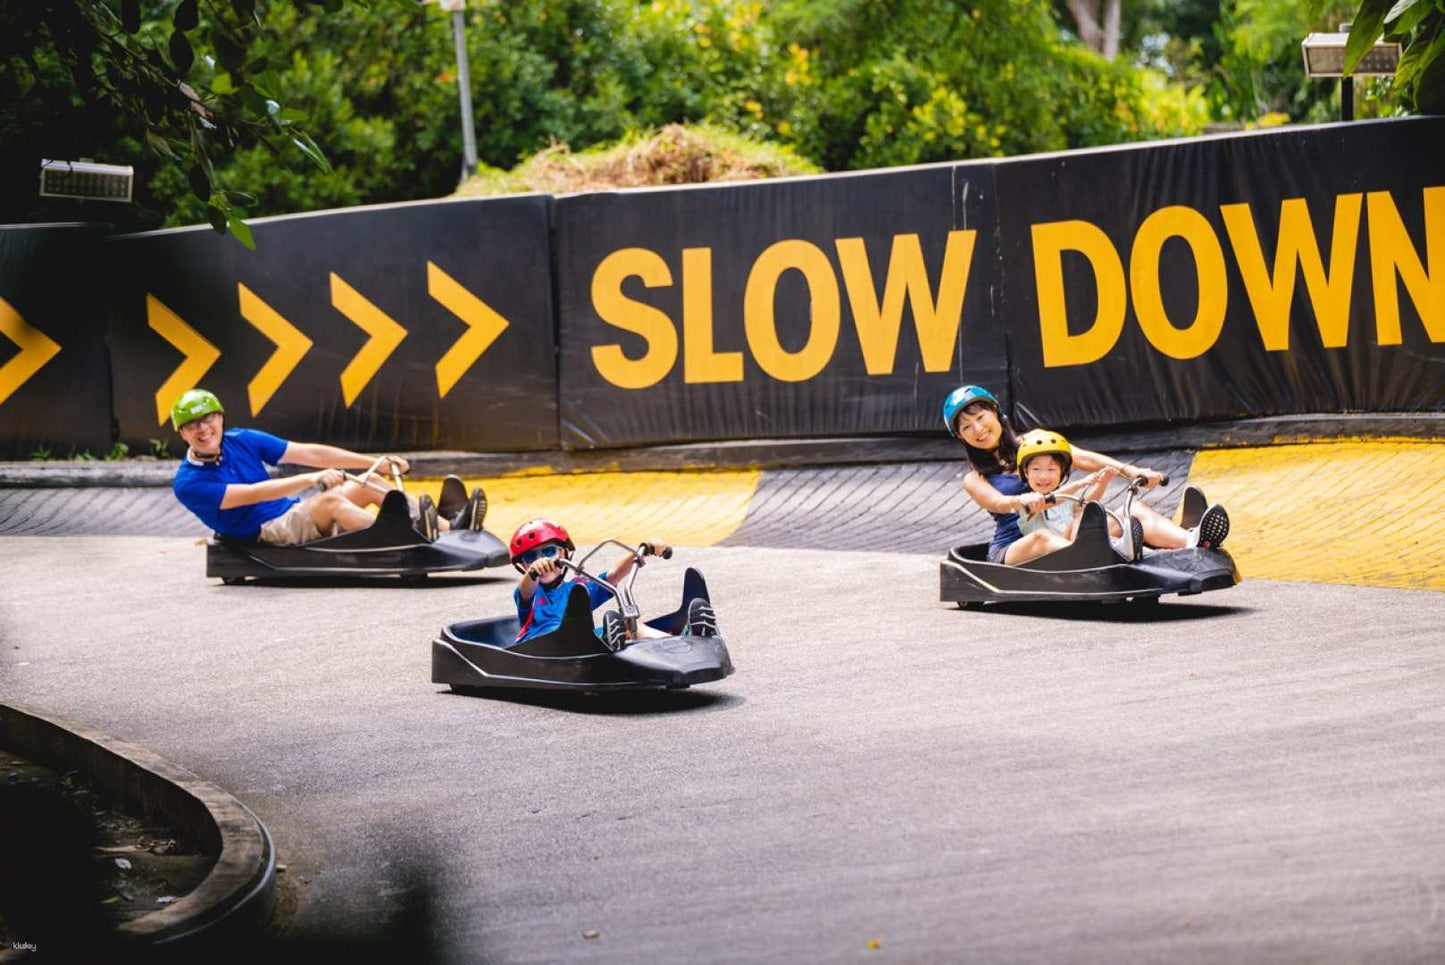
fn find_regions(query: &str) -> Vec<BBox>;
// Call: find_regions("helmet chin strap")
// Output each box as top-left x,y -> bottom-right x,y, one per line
188,445 -> 221,463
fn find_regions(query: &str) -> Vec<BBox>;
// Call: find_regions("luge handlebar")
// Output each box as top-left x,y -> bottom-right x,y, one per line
553,540 -> 673,589
318,455 -> 406,494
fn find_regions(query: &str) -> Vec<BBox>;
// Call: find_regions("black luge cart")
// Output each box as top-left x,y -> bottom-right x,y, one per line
941,495 -> 1239,607
433,542 -> 733,693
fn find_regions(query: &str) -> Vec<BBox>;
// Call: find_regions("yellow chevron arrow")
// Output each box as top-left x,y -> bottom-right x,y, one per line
149,294 -> 220,425
428,261 -> 510,398
0,296 -> 62,407
331,273 -> 407,406
239,283 -> 313,416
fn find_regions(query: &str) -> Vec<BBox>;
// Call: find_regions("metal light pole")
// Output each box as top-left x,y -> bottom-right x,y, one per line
423,0 -> 478,180
444,0 -> 478,179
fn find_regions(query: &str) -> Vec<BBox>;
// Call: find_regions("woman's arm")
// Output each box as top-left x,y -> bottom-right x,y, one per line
218,469 -> 336,510
1071,447 -> 1161,487
961,470 -> 1047,516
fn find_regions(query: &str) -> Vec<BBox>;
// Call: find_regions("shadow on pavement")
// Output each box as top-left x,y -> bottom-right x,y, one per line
217,574 -> 506,590
0,786 -> 462,963
441,686 -> 744,716
962,600 -> 1253,623
262,857 -> 452,965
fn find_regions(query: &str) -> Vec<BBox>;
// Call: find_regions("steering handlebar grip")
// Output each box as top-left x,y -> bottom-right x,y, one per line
1159,474 -> 1170,486
660,547 -> 674,559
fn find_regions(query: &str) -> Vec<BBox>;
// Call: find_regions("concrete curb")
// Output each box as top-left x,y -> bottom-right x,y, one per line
1,413 -> 1441,489
0,702 -> 276,949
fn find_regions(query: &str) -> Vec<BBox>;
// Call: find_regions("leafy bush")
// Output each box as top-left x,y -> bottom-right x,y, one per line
764,0 -> 1206,171
4,0 -> 1216,229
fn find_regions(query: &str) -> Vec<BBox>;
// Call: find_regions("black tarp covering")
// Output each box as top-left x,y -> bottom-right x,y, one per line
106,196 -> 558,452
997,116 -> 1445,430
0,224 -> 115,459
554,164 -> 1007,448
6,118 -> 1444,462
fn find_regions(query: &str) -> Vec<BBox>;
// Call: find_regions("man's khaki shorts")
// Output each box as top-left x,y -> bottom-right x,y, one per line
258,500 -> 323,545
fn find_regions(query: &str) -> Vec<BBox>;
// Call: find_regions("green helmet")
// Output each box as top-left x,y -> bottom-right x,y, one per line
171,388 -> 224,430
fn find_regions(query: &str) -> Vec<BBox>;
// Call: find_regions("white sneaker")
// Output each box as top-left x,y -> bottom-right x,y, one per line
1187,504 -> 1230,549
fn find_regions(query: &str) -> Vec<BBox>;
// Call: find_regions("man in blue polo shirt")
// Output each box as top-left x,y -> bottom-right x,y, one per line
170,388 -> 468,544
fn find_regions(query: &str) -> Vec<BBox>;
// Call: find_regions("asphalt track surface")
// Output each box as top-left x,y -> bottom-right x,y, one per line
4,509 -> 1445,961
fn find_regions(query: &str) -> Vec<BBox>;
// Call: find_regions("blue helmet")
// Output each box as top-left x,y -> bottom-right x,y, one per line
941,385 -> 999,437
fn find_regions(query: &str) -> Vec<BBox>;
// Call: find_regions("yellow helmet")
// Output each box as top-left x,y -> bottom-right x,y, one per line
1017,429 -> 1072,480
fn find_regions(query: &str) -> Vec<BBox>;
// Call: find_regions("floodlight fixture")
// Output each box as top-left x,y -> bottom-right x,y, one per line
1301,24 -> 1400,121
1301,28 -> 1401,77
39,159 -> 134,202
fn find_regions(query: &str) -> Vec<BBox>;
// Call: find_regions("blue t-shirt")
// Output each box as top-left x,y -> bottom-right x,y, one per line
513,577 -> 613,644
173,428 -> 295,539
984,471 -> 1027,556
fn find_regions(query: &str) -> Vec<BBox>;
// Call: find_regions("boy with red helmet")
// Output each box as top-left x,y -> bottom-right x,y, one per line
510,519 -> 672,647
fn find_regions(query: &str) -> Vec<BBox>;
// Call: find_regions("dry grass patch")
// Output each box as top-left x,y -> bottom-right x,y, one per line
454,123 -> 820,196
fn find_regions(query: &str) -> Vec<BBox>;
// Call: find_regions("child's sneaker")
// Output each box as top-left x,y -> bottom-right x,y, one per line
1112,516 -> 1144,562
602,610 -> 626,650
1193,504 -> 1230,549
684,598 -> 718,638
1179,485 -> 1208,530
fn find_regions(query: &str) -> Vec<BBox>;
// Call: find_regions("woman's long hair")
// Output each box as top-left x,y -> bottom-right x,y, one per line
959,402 -> 1021,476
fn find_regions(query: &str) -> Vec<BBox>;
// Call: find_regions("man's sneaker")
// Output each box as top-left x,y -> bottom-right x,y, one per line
602,609 -> 627,651
1193,503 -> 1230,549
451,486 -> 488,532
684,598 -> 718,638
418,494 -> 439,542
1179,485 -> 1208,530
437,474 -> 468,520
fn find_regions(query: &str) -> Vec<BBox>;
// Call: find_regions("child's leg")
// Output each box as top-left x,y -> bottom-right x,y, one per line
1132,500 -> 1188,549
1003,529 -> 1070,564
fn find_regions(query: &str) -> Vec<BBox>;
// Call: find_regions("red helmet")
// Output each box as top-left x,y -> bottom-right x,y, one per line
509,518 -> 574,564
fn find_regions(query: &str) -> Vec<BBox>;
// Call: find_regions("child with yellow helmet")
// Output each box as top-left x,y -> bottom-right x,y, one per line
1015,429 -> 1120,543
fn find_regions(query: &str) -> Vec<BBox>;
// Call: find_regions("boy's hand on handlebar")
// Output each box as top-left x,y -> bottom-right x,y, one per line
641,540 -> 671,559
381,455 -> 409,475
527,558 -> 564,584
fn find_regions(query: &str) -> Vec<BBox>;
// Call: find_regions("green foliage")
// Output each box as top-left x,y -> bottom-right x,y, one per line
1366,0 -> 1445,113
148,438 -> 173,458
1212,0 -> 1348,121
103,441 -> 130,461
767,0 -> 1205,169
1209,0 -> 1417,122
0,0 -> 340,243
28,445 -> 54,461
6,0 -> 1217,230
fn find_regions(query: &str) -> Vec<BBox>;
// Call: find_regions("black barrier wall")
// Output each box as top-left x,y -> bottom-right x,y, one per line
997,116 -> 1445,430
2,118 -> 1441,461
0,224 -> 115,459
554,165 -> 1007,448
105,195 -> 558,452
